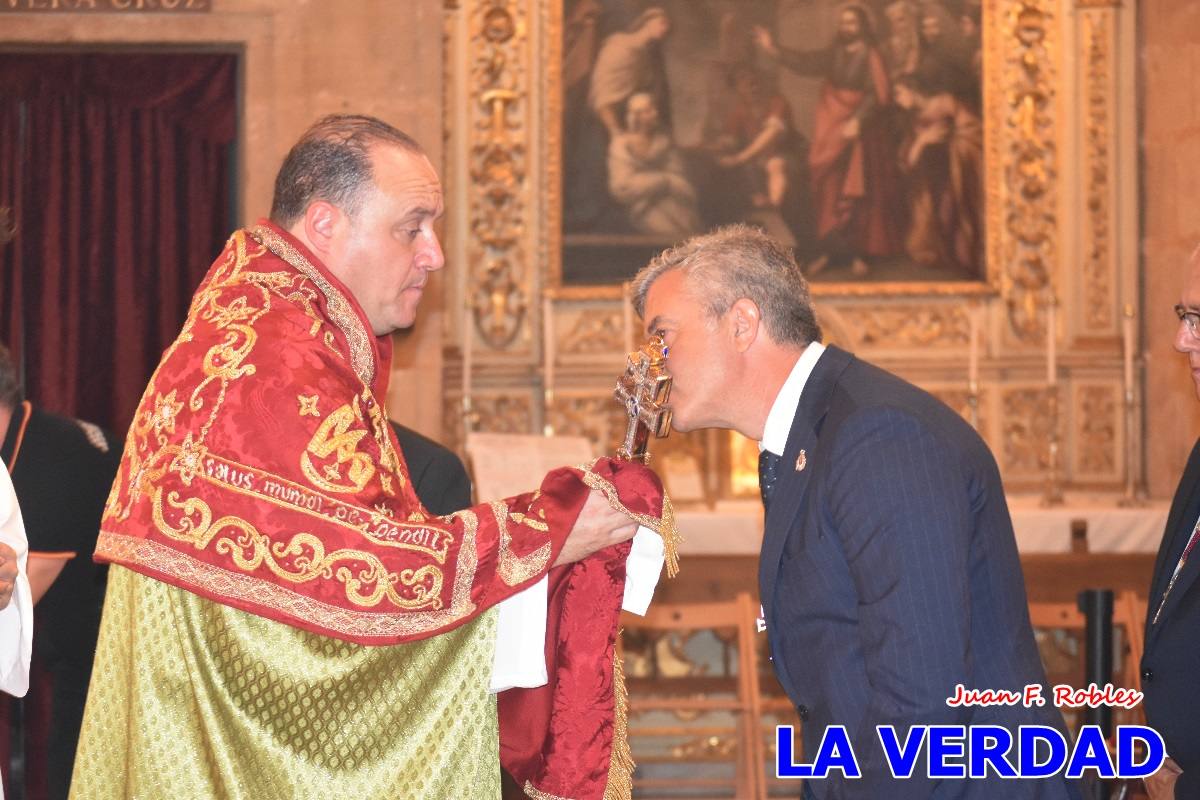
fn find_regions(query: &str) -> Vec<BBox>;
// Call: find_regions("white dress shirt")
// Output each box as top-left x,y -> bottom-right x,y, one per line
759,342 -> 827,456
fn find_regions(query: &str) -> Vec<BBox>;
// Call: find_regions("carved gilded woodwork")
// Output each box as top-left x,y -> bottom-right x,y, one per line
469,394 -> 533,436
547,394 -> 624,452
850,306 -> 972,349
993,0 -> 1060,341
464,0 -> 530,349
1002,387 -> 1055,476
1082,10 -> 1113,331
1075,384 -> 1118,478
559,309 -> 626,356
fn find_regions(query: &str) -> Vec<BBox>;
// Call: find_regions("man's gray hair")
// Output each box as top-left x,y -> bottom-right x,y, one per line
631,224 -> 822,347
0,343 -> 21,410
269,114 -> 424,228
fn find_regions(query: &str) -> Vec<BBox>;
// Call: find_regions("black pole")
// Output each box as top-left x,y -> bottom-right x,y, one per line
1078,589 -> 1114,800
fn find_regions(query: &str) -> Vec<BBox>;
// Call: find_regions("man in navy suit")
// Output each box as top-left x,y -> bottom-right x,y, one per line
1142,248 -> 1200,800
633,224 -> 1077,798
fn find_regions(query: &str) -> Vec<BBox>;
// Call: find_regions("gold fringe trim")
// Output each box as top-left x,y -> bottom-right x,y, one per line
521,647 -> 635,800
523,781 -> 573,800
580,462 -> 681,579
603,647 -> 635,800
658,493 -> 680,579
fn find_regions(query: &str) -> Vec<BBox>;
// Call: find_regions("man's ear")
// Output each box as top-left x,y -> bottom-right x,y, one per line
729,298 -> 762,353
301,201 -> 341,257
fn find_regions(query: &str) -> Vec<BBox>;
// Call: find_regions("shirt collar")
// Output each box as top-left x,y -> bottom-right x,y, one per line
759,342 -> 826,455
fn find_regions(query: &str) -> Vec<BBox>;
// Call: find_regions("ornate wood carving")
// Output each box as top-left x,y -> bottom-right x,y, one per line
852,307 -> 971,348
559,309 -> 625,355
548,394 -> 625,451
465,0 -> 530,349
1001,388 -> 1053,474
1082,11 -> 1113,330
472,394 -> 534,434
993,0 -> 1060,341
1076,385 -> 1117,476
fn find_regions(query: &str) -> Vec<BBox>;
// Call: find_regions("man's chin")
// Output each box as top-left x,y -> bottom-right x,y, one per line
668,411 -> 697,433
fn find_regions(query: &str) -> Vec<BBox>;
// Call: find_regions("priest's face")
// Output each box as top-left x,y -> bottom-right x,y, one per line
1175,251 -> 1200,399
333,146 -> 445,335
642,269 -> 741,432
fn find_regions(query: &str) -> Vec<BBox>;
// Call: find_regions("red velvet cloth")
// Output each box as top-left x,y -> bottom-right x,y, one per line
500,458 -> 668,800
0,53 -> 236,435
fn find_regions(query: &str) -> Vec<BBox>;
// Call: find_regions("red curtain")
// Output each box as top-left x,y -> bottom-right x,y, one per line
0,52 -> 237,433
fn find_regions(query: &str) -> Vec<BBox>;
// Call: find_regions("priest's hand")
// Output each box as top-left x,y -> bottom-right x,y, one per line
553,488 -> 638,567
0,541 -> 16,610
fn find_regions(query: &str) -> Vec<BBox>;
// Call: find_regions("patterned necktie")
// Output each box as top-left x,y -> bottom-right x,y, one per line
759,450 -> 781,512
1152,515 -> 1200,624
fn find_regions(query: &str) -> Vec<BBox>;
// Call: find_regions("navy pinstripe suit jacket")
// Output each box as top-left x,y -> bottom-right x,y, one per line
760,345 -> 1079,799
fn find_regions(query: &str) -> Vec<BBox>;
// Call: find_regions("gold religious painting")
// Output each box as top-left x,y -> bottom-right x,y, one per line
553,0 -> 995,294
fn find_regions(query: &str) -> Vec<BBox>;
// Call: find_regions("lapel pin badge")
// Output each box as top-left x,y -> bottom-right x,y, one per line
795,449 -> 807,472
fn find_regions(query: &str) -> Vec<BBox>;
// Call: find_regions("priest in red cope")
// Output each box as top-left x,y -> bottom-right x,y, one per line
71,115 -> 672,800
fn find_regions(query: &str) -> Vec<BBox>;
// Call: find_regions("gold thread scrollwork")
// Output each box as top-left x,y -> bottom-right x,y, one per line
301,403 -> 377,494
151,488 -> 445,610
490,500 -> 552,586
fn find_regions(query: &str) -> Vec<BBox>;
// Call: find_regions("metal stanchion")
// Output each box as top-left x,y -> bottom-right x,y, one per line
1078,589 -> 1114,800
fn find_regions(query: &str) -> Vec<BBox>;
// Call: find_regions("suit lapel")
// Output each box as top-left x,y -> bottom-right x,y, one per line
758,346 -> 854,620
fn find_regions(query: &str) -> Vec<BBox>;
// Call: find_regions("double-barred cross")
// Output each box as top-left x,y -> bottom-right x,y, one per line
613,334 -> 673,464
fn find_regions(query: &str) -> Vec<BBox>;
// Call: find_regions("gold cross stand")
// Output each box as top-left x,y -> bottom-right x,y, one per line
613,333 -> 673,463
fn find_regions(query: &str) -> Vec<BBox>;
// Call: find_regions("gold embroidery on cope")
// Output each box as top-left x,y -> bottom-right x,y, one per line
251,225 -> 376,388
196,453 -> 451,562
489,501 -> 553,586
298,395 -> 321,417
95,533 -> 472,640
150,487 -> 445,610
301,404 -> 377,494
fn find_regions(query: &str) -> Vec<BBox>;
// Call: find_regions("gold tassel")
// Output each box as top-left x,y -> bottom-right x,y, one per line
658,493 -> 680,579
603,647 -> 635,800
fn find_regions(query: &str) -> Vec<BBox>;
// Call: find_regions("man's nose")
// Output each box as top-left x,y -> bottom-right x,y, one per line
424,231 -> 446,272
1175,320 -> 1197,354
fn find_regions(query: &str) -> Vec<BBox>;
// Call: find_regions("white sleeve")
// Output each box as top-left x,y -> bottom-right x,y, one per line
620,525 -> 664,616
0,468 -> 32,698
489,525 -> 665,693
488,575 -> 549,693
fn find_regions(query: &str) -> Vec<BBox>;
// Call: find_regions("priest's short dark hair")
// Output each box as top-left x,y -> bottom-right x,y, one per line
270,114 -> 424,228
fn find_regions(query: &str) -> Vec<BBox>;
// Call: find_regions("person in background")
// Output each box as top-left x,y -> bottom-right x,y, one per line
0,465 -> 33,800
1142,245 -> 1200,800
0,344 -> 118,800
